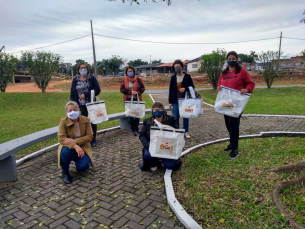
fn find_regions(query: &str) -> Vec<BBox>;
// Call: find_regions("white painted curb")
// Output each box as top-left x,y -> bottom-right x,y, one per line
164,131 -> 305,229
148,93 -> 156,103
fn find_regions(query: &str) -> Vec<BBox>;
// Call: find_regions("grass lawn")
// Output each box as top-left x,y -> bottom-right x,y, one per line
173,137 -> 305,228
0,91 -> 153,155
197,87 -> 305,115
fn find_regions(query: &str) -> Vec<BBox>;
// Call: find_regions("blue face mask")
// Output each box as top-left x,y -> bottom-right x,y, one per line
80,69 -> 87,76
153,110 -> 163,118
227,61 -> 237,67
127,72 -> 134,77
175,67 -> 182,74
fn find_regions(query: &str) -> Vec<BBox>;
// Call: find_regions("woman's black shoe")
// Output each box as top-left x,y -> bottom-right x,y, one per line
223,144 -> 232,151
62,171 -> 73,184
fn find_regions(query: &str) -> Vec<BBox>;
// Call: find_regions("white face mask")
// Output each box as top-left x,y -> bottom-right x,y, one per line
67,110 -> 80,120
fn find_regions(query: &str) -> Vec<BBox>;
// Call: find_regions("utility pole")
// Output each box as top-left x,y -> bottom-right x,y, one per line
150,55 -> 151,64
277,31 -> 282,75
90,20 -> 98,77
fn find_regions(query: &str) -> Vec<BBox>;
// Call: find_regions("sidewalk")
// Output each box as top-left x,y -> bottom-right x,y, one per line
1,94 -> 305,229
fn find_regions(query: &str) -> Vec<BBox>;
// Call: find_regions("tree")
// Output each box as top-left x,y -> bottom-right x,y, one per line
152,59 -> 162,64
21,51 -> 62,93
256,50 -> 283,89
127,59 -> 148,67
111,0 -> 172,5
238,54 -> 255,63
0,53 -> 18,92
200,48 -> 227,89
300,49 -> 305,66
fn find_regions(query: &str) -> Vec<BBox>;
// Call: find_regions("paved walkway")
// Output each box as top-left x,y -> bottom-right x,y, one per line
1,93 -> 305,229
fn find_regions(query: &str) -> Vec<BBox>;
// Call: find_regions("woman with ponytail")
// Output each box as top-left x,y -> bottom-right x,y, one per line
217,51 -> 255,159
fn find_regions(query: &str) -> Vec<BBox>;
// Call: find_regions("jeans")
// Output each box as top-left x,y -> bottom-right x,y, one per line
60,146 -> 90,172
79,105 -> 97,139
143,150 -> 176,170
172,103 -> 189,133
224,114 -> 241,150
126,98 -> 140,132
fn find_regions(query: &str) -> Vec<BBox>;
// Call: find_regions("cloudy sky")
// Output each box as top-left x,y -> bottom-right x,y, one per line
1,0 -> 304,64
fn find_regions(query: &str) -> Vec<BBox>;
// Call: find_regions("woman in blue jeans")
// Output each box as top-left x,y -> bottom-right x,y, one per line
139,102 -> 182,171
57,101 -> 93,184
168,59 -> 195,139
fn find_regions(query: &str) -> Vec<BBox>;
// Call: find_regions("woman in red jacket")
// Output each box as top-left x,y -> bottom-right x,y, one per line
217,51 -> 255,159
120,66 -> 145,136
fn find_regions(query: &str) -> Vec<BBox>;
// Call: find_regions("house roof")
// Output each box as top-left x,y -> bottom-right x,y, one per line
187,56 -> 203,63
135,64 -> 160,69
157,60 -> 189,68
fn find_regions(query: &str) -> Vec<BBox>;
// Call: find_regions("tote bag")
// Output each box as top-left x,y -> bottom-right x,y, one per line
214,85 -> 251,118
149,120 -> 185,160
125,93 -> 146,119
178,87 -> 203,119
86,97 -> 109,124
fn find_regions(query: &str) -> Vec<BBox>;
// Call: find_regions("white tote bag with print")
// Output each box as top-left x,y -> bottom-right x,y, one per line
125,93 -> 146,119
214,85 -> 251,118
178,87 -> 203,119
149,120 -> 185,160
86,92 -> 109,124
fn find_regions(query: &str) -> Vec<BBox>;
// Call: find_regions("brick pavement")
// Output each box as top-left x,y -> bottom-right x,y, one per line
1,93 -> 305,229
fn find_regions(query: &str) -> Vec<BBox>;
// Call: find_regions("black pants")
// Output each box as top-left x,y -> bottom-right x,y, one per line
224,114 -> 241,150
79,105 -> 97,139
126,98 -> 140,132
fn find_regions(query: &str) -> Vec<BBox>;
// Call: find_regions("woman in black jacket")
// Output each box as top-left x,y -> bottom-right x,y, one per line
139,102 -> 182,171
70,63 -> 101,146
168,59 -> 195,139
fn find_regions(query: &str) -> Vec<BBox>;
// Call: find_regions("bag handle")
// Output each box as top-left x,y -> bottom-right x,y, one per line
154,119 -> 176,133
130,92 -> 139,104
188,86 -> 196,99
91,90 -> 99,103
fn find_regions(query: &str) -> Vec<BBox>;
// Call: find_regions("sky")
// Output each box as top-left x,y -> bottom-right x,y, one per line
1,0 -> 305,65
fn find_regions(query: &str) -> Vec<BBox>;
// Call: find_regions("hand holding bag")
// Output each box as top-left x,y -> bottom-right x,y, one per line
125,92 -> 146,118
86,90 -> 109,124
178,86 -> 203,119
214,85 -> 251,118
149,119 -> 185,160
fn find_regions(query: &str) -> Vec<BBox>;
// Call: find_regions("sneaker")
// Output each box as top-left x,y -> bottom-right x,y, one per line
229,150 -> 239,159
91,138 -> 97,147
150,166 -> 157,171
132,131 -> 137,136
185,132 -> 191,139
224,144 -> 232,151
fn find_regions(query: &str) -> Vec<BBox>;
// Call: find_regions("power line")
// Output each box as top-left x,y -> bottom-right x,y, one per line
282,37 -> 305,41
94,33 -> 280,44
7,35 -> 91,54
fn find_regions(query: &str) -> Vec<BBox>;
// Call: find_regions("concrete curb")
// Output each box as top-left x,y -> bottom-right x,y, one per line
163,131 -> 305,229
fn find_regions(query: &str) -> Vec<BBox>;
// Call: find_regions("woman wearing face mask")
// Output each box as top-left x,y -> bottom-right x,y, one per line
120,65 -> 145,136
217,51 -> 255,159
138,102 -> 182,171
57,101 -> 93,184
168,59 -> 195,139
70,63 -> 101,147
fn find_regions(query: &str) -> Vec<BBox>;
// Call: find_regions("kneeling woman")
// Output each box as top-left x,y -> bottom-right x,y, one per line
57,101 -> 94,184
139,102 -> 182,171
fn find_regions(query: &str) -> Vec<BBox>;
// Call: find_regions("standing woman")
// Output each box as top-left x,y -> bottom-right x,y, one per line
217,51 -> 255,159
70,63 -> 101,146
168,59 -> 195,139
120,65 -> 145,136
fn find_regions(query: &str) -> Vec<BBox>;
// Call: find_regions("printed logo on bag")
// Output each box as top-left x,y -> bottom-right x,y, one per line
96,111 -> 104,117
160,142 -> 173,152
222,101 -> 234,110
184,107 -> 194,113
131,110 -> 140,116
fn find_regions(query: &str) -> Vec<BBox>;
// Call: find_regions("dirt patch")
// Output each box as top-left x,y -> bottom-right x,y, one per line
5,80 -> 72,92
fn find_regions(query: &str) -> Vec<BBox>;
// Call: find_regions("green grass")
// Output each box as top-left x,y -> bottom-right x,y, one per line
173,137 -> 305,228
198,87 -> 305,115
0,91 -> 153,155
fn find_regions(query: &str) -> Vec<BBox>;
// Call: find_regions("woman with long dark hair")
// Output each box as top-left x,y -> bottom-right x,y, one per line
168,59 -> 195,139
217,51 -> 255,159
